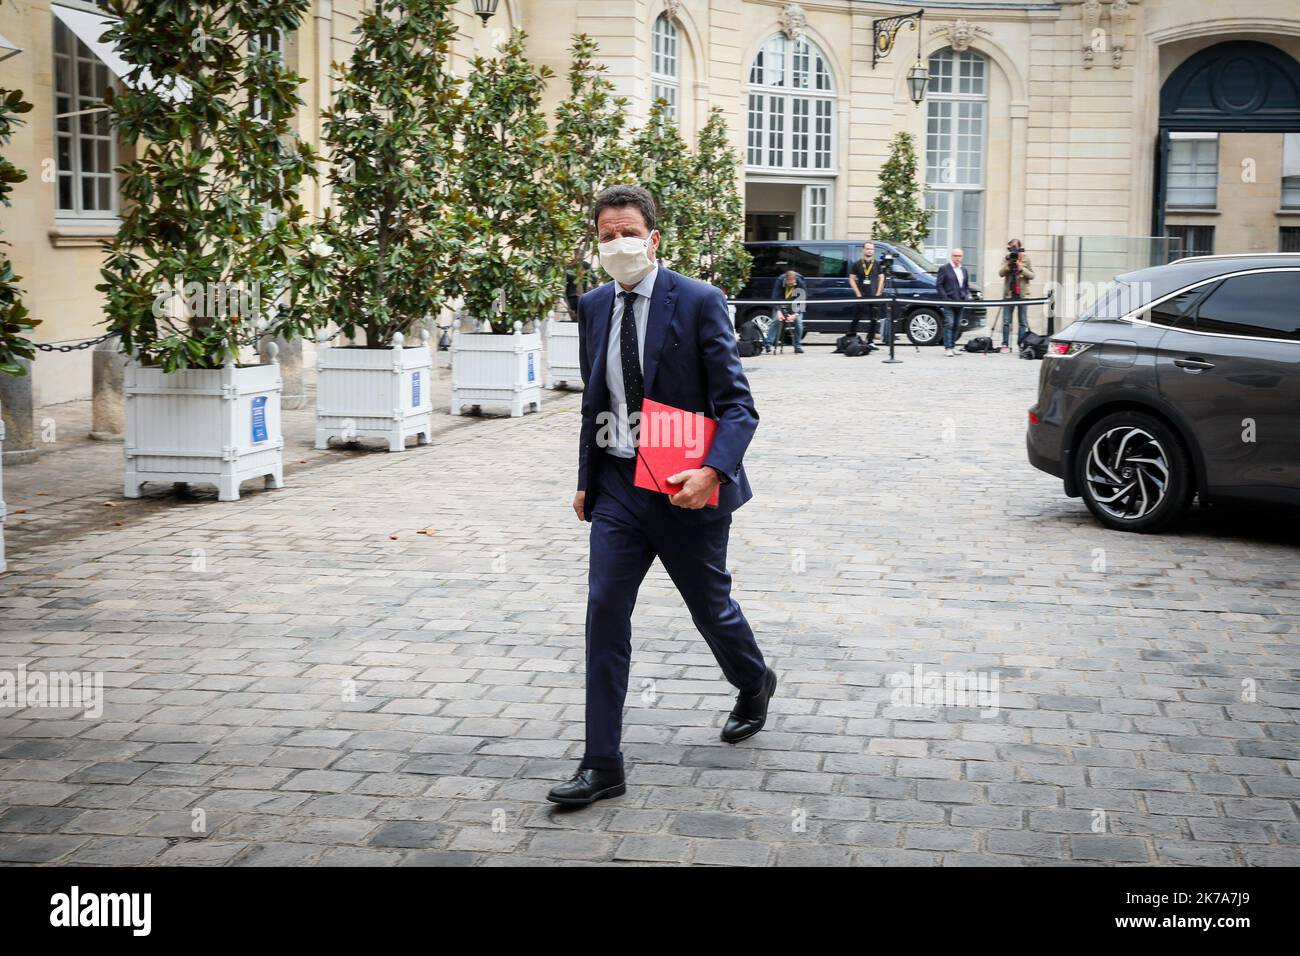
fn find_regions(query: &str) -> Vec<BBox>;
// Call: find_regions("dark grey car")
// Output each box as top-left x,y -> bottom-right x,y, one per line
1027,254 -> 1300,532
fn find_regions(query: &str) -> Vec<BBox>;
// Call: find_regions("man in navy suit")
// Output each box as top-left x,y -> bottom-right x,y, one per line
935,247 -> 973,356
548,185 -> 777,806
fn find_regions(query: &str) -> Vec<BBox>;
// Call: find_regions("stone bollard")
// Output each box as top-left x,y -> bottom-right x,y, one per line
264,334 -> 304,409
90,337 -> 127,441
0,359 -> 36,465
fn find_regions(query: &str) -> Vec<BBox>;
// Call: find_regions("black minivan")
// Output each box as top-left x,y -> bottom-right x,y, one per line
738,240 -> 985,346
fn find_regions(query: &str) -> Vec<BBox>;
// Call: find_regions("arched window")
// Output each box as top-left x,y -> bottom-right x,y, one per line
746,33 -> 835,171
924,48 -> 987,275
651,14 -> 679,122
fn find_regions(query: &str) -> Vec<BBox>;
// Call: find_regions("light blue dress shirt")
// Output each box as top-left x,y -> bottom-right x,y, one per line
604,264 -> 659,459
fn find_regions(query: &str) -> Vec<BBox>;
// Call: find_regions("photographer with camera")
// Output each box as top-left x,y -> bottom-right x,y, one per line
997,239 -> 1035,353
766,270 -> 807,354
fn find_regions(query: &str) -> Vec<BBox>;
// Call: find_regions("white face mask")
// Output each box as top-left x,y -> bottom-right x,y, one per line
598,235 -> 655,286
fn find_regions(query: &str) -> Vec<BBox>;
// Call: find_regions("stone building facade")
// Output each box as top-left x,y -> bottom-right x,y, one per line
2,0 -> 1298,406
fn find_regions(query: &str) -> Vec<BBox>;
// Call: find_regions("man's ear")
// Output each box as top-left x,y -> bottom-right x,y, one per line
649,230 -> 661,257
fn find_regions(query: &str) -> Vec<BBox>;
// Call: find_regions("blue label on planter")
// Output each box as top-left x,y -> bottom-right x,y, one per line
527,352 -> 535,383
411,370 -> 421,407
251,395 -> 268,444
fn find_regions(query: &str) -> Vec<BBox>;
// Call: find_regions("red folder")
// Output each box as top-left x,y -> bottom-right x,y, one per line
633,398 -> 720,507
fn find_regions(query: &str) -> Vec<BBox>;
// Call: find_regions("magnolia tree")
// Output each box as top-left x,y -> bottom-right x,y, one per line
682,107 -> 750,295
452,31 -> 567,334
626,104 -> 749,294
553,34 -> 631,302
0,82 -> 38,377
873,131 -> 930,250
100,0 -> 329,370
629,100 -> 702,276
321,0 -> 463,345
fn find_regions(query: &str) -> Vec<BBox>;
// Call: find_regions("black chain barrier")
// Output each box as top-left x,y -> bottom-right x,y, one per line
725,295 -> 1054,307
32,331 -> 119,353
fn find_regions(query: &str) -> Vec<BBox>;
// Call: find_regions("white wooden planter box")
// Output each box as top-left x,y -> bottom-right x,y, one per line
450,320 -> 542,417
544,315 -> 583,390
0,411 -> 6,574
315,330 -> 432,452
124,352 -> 284,502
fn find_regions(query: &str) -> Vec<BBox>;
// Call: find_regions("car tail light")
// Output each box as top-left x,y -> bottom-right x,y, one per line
1047,340 -> 1092,358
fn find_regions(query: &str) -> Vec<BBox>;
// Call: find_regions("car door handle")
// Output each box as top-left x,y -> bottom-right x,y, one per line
1174,357 -> 1215,371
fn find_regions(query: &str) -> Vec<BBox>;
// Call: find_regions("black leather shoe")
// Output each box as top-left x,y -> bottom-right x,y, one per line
546,767 -> 626,806
721,668 -> 777,743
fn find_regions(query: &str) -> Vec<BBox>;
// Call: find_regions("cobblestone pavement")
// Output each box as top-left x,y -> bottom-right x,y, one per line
1,344 -> 1297,867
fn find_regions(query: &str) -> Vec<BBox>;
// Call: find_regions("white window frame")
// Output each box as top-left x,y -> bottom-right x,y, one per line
651,14 -> 679,123
53,15 -> 119,221
924,48 -> 987,275
746,33 -> 836,174
802,183 -> 830,240
1281,133 -> 1300,209
1166,132 -> 1219,209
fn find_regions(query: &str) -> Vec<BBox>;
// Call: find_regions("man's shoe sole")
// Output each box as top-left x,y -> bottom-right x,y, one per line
546,782 -> 626,806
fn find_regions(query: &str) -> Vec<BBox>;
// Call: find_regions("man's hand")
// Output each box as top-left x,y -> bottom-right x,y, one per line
666,468 -> 721,510
572,490 -> 586,522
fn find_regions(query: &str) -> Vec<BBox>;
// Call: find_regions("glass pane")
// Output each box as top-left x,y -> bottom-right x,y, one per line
747,93 -> 763,164
1195,272 -> 1300,340
768,37 -> 785,87
814,99 -> 832,169
768,95 -> 784,166
959,191 -> 983,277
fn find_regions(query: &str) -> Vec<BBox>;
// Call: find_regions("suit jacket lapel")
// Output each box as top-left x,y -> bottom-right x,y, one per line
588,282 -> 617,390
642,267 -> 677,398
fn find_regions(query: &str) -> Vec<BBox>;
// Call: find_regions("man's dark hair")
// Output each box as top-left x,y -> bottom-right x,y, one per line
592,184 -> 658,235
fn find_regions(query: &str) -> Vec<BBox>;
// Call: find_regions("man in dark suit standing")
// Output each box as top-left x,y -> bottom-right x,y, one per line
549,184 -> 776,806
935,247 -> 973,356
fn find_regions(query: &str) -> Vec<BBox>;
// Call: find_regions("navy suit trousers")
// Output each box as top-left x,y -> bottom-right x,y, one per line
581,454 -> 768,771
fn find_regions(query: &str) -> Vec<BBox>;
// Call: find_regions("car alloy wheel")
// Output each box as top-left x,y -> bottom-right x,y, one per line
1084,425 -> 1170,521
906,310 -> 941,346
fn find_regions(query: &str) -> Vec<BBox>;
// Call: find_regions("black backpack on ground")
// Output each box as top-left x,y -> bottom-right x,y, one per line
964,336 -> 995,354
1019,332 -> 1049,360
839,334 -> 869,357
738,319 -> 765,357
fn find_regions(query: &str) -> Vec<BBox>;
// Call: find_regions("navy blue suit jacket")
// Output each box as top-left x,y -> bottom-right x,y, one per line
936,262 -> 973,301
575,267 -> 758,521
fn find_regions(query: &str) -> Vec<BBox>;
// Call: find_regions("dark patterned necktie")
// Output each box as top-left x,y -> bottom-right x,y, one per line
619,291 -> 644,434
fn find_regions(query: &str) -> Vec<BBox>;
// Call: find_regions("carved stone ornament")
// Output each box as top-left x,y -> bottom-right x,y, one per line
662,0 -> 682,22
1109,0 -> 1130,68
1082,0 -> 1103,70
928,19 -> 991,54
779,3 -> 807,41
